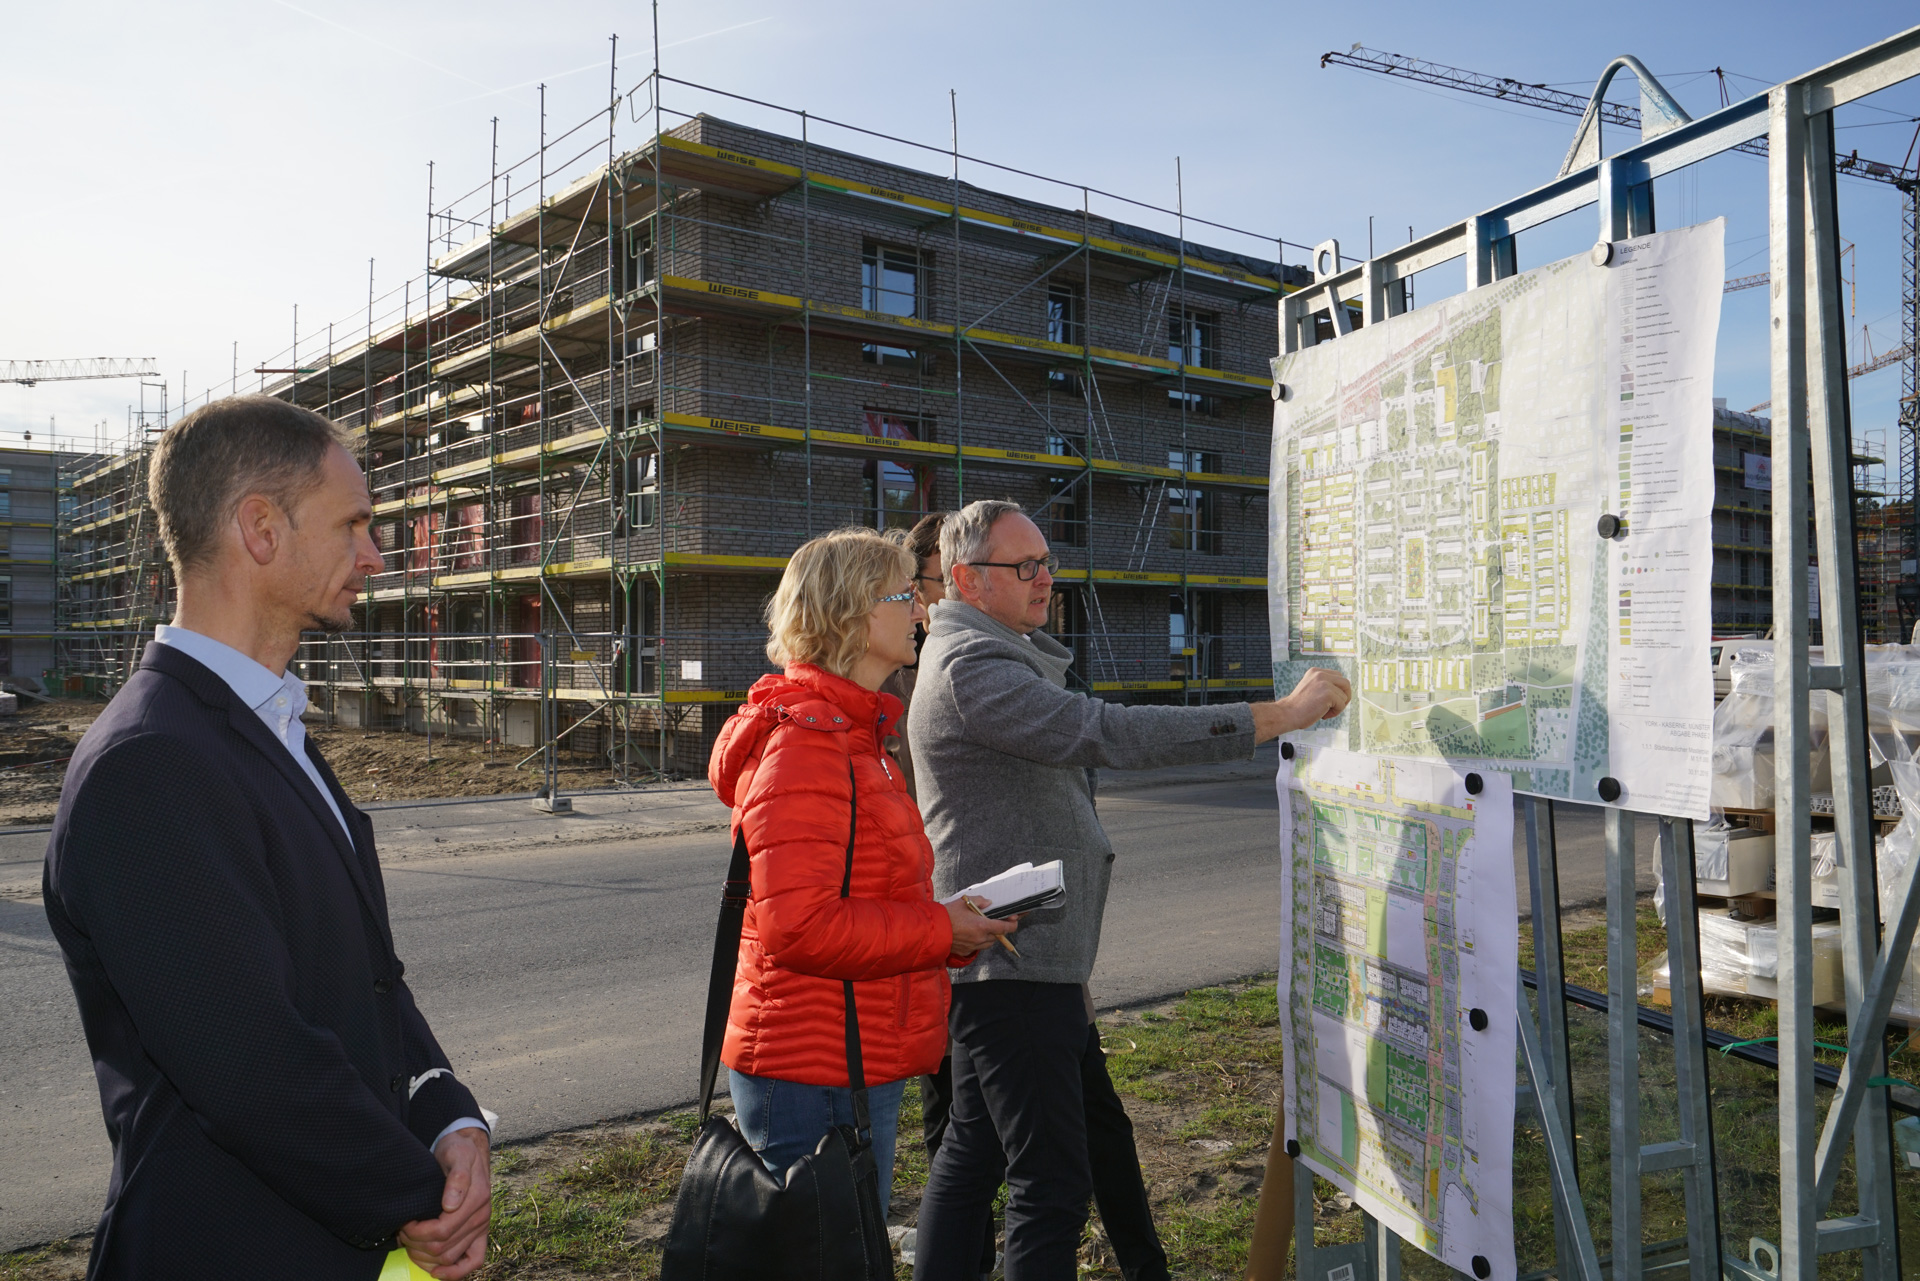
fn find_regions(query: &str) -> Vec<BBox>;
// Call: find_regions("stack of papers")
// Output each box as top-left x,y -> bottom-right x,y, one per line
941,860 -> 1066,919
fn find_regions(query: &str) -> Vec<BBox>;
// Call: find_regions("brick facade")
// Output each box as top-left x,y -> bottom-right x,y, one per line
80,115 -> 1310,777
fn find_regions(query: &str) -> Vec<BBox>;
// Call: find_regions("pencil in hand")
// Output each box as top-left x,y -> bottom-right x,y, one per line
966,896 -> 1021,957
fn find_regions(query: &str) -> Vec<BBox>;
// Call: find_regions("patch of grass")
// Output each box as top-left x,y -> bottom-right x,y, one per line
0,1239 -> 86,1281
552,1132 -> 677,1203
1092,980 -> 1305,1277
892,1078 -> 929,1213
1155,1189 -> 1262,1275
484,1117 -> 694,1277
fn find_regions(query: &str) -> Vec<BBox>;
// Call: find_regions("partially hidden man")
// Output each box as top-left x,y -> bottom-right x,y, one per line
43,397 -> 492,1279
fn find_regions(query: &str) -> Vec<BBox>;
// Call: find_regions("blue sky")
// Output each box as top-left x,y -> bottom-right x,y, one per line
2,1 -> 1916,479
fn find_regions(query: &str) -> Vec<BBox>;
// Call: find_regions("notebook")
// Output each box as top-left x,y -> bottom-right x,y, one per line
941,859 -> 1067,919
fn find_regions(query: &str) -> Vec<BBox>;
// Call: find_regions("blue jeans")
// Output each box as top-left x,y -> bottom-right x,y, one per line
728,1070 -> 907,1218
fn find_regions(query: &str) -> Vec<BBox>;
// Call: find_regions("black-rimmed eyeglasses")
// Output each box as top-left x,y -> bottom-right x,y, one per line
965,555 -> 1057,581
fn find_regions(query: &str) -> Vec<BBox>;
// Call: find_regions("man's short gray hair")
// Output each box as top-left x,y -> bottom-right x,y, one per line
940,499 -> 1025,591
149,395 -> 347,575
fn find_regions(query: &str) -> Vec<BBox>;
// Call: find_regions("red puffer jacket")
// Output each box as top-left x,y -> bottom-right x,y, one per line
708,663 -> 964,1086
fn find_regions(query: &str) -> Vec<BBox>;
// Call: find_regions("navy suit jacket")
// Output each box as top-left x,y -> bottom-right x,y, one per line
43,642 -> 480,1280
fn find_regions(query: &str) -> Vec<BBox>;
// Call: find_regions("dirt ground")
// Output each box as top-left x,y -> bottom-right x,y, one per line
0,699 -> 633,827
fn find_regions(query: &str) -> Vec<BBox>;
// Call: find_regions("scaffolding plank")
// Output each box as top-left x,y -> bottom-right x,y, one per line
659,410 -> 806,446
651,135 -> 804,199
648,408 -> 1269,488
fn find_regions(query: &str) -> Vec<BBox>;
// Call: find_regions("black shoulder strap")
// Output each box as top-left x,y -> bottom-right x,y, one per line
695,752 -> 872,1139
695,825 -> 755,1121
840,757 -> 872,1141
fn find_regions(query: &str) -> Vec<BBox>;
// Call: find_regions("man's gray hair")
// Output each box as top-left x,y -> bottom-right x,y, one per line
940,499 -> 1025,591
149,395 -> 347,575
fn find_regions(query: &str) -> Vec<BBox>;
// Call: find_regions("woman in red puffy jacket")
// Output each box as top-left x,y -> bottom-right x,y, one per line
708,526 -> 1018,1213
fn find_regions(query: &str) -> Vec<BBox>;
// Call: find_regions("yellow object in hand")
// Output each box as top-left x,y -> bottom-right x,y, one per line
379,1249 -> 437,1281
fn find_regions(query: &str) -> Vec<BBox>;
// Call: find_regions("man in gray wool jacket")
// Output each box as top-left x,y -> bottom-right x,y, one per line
908,499 -> 1350,1281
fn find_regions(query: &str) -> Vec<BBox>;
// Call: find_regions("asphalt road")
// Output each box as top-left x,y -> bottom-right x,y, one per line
0,769 -> 1656,1251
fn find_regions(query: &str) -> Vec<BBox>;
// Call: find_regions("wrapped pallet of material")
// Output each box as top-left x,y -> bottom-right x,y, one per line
1710,650 -> 1831,810
1652,824 -> 1772,923
1861,649 -> 1920,759
1803,831 -> 1864,909
1880,760 -> 1920,1023
1692,913 -> 1844,1005
1698,826 -> 1774,898
1641,915 -> 1844,1005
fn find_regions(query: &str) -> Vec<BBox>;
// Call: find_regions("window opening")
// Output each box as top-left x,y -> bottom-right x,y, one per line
1169,309 -> 1219,411
862,243 -> 924,366
863,411 -> 934,531
1046,432 -> 1087,546
1169,591 -> 1223,679
620,222 -> 656,295
448,599 -> 487,682
510,492 -> 543,564
510,594 -> 541,688
1047,283 -> 1084,347
1168,449 -> 1217,553
1047,284 -> 1086,392
619,580 -> 658,694
448,502 -> 486,571
624,453 -> 659,529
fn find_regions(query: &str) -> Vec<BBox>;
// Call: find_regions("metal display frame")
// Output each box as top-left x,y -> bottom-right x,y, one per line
1281,25 -> 1920,1281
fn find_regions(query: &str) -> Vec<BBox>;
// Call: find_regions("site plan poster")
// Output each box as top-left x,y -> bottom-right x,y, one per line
1270,221 -> 1723,818
1278,746 -> 1517,1279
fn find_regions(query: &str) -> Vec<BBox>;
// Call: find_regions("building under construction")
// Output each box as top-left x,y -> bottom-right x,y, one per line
60,89 -> 1309,774
63,74 -> 1903,771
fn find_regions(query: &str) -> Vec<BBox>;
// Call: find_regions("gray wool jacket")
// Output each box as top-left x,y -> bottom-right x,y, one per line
908,600 -> 1259,986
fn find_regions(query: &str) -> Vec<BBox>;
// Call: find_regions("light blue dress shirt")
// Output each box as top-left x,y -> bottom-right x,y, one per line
148,624 -> 491,1149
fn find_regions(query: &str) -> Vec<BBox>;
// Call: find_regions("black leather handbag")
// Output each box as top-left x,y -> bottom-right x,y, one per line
659,760 -> 894,1281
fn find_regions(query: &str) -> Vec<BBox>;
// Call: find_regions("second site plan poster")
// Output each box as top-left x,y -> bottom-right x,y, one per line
1269,221 -> 1723,818
1278,747 -> 1517,1278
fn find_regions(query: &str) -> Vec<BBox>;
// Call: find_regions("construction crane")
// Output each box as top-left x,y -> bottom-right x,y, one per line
1324,44 -> 1920,623
3,358 -> 160,387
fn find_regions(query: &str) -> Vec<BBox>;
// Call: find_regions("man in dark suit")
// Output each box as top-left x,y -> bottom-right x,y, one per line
44,396 -> 491,1279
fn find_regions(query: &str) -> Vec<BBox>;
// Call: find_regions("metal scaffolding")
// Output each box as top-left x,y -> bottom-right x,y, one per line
59,37 -> 1317,781
1287,25 -> 1920,1281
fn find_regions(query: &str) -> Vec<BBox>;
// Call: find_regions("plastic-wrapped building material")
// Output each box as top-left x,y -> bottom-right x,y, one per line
1693,914 -> 1844,1004
1880,757 -> 1920,1023
1696,826 -> 1774,897
1668,644 -> 1920,1015
1710,649 -> 1831,810
1810,831 -> 1844,908
1652,824 -> 1774,922
1705,644 -> 1920,812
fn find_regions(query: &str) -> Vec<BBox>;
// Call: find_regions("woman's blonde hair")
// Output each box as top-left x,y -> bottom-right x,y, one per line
765,526 -> 917,677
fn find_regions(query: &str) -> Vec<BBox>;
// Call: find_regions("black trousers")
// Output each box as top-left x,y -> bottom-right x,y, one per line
915,981 -> 1170,1281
